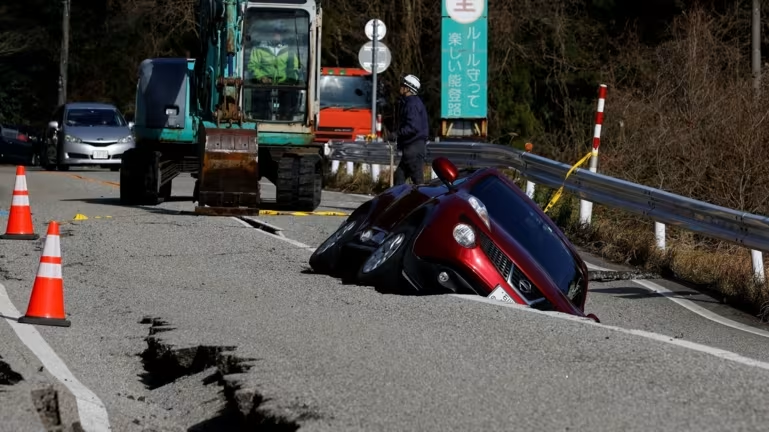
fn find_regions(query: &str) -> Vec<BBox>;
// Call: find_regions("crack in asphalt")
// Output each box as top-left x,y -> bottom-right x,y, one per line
137,316 -> 324,430
588,270 -> 663,282
0,354 -> 23,386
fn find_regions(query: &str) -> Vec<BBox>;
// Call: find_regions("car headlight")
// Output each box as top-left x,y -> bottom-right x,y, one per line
118,135 -> 133,143
467,195 -> 490,229
354,135 -> 366,141
453,223 -> 476,248
65,134 -> 82,143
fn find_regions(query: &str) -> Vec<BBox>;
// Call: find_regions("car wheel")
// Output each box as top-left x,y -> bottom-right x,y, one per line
28,152 -> 39,167
308,216 -> 362,277
44,142 -> 58,171
355,224 -> 417,292
110,165 -> 120,172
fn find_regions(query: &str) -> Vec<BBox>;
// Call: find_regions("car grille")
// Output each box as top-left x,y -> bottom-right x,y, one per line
83,140 -> 118,147
477,230 -> 548,306
478,231 -> 513,280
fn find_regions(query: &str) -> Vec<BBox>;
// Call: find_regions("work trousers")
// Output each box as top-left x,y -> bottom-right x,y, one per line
394,140 -> 427,186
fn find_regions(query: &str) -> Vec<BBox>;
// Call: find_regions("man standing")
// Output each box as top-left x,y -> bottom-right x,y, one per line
393,74 -> 429,185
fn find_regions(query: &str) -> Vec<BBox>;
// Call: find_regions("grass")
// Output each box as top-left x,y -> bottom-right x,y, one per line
323,162 -> 769,322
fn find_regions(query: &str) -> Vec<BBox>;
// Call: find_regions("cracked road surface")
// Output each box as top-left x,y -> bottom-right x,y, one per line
2,165 -> 769,431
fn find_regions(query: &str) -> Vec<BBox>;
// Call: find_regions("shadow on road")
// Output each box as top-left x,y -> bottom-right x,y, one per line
58,196 -> 316,216
299,268 -> 458,298
58,197 -> 200,216
316,204 -> 361,212
590,286 -> 720,304
0,313 -> 18,322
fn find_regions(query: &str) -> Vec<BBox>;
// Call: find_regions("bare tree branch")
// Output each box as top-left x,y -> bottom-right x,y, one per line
0,31 -> 31,57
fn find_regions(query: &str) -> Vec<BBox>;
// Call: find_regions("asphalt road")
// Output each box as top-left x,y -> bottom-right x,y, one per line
2,164 -> 769,431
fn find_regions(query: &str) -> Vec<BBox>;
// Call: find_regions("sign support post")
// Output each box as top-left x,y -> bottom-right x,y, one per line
362,19 -> 388,138
359,19 -> 391,180
367,25 -> 377,177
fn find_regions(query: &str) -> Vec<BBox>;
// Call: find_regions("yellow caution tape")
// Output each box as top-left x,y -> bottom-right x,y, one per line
258,210 -> 349,217
543,151 -> 593,214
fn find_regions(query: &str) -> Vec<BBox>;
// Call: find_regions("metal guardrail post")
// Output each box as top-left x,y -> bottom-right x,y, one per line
524,142 -> 536,199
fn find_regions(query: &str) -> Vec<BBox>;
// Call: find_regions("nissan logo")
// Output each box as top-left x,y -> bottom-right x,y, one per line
518,279 -> 532,294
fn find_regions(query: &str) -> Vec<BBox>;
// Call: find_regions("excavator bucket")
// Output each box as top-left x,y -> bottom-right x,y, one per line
194,127 -> 260,216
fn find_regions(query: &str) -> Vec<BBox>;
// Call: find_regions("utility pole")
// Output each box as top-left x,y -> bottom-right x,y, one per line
752,0 -> 761,95
57,0 -> 70,106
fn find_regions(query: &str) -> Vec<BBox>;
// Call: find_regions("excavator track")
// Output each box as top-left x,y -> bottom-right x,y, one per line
275,154 -> 322,212
194,127 -> 260,216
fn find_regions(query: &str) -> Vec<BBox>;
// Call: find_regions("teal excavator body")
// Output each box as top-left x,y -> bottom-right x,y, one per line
122,0 -> 324,214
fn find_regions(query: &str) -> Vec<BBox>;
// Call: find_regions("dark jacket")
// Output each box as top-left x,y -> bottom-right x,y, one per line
396,94 -> 429,150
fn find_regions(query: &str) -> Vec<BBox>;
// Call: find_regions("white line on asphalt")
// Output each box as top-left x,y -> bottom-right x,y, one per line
0,283 -> 111,431
236,217 -> 769,363
585,262 -> 769,339
232,217 -> 315,252
452,293 -> 769,371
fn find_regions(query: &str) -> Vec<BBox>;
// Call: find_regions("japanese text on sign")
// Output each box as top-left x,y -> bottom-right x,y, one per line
441,15 -> 487,118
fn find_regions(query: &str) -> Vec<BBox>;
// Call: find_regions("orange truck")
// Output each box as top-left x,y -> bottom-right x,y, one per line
315,67 -> 388,143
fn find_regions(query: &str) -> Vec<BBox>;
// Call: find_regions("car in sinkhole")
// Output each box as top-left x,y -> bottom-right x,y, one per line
309,156 -> 600,322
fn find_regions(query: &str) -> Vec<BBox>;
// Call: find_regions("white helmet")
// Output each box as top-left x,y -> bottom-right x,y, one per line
402,74 -> 421,93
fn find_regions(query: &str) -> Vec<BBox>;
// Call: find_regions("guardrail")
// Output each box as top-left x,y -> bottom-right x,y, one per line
324,139 -> 769,282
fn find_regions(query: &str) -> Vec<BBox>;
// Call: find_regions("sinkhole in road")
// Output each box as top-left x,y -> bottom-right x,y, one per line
138,316 -> 311,431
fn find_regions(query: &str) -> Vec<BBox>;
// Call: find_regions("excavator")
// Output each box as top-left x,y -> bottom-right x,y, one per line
120,0 -> 324,215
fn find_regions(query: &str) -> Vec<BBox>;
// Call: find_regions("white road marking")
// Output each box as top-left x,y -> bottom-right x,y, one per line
586,262 -> 769,339
452,294 -> 769,371
236,217 -> 769,368
232,217 -> 315,251
0,282 -> 111,431
348,193 -> 374,199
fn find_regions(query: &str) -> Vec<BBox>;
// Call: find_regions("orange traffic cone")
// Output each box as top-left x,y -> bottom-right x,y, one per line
18,221 -> 70,327
1,165 -> 39,240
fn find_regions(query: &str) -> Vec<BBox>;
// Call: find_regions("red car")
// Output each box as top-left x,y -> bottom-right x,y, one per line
309,157 -> 599,321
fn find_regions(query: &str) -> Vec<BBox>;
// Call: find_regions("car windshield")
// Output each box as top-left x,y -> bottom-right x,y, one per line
469,176 -> 578,292
65,109 -> 126,127
319,75 -> 371,109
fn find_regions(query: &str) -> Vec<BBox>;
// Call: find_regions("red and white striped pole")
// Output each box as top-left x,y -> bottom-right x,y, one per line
589,84 -> 606,172
580,84 -> 607,225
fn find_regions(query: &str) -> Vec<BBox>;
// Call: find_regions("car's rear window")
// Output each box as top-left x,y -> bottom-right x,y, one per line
469,176 -> 578,291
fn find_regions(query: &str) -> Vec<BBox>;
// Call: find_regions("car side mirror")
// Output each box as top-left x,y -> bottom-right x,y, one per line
128,121 -> 135,130
432,156 -> 458,189
48,121 -> 59,130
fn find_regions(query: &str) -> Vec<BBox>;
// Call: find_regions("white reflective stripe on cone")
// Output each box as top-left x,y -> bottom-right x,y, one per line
37,263 -> 63,279
11,194 -> 30,206
42,235 -> 61,258
14,175 -> 28,192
